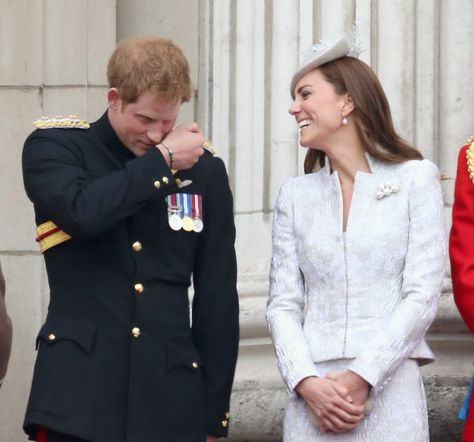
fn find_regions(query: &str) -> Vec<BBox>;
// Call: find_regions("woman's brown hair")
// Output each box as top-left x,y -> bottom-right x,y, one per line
302,57 -> 422,174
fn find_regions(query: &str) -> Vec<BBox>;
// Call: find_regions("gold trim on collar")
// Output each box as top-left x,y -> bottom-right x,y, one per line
466,136 -> 474,184
36,221 -> 72,253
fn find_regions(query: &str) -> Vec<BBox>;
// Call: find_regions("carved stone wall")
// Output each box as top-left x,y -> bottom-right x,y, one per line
0,1 -> 473,440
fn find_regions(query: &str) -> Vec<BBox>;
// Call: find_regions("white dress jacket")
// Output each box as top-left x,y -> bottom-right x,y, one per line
266,155 -> 446,394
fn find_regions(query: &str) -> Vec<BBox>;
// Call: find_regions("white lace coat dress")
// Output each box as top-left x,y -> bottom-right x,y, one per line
266,156 -> 446,441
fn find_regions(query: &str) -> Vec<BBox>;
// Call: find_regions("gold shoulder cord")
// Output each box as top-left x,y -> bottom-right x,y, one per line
33,115 -> 90,129
203,140 -> 217,155
466,136 -> 474,184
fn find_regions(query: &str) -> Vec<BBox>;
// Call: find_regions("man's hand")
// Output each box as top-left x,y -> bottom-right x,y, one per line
206,435 -> 218,442
295,376 -> 364,433
157,122 -> 205,170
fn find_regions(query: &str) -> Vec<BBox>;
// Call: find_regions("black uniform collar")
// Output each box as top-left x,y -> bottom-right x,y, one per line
92,111 -> 135,164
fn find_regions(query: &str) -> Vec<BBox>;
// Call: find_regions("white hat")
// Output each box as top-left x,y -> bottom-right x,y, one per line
291,28 -> 362,96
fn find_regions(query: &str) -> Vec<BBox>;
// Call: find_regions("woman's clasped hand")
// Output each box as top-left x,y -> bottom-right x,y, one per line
296,371 -> 370,433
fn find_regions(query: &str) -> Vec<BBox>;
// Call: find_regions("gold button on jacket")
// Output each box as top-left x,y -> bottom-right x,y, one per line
131,327 -> 141,338
134,283 -> 144,294
154,180 -> 161,189
132,241 -> 142,252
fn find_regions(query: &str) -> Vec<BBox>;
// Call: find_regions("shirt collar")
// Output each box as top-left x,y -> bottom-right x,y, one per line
91,111 -> 135,164
322,151 -> 380,177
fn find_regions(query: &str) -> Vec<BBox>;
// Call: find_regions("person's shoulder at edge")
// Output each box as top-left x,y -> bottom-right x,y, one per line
457,135 -> 474,153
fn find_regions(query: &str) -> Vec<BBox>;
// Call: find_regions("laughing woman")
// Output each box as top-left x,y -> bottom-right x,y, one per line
266,30 -> 446,441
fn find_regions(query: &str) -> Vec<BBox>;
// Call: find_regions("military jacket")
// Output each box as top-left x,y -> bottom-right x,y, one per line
451,141 -> 474,333
22,112 -> 239,442
450,140 -> 474,442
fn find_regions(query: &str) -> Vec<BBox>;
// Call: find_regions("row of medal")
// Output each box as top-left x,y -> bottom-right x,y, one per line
166,193 -> 204,233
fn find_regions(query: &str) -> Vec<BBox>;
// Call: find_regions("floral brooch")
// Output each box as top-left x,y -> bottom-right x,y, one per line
375,183 -> 399,200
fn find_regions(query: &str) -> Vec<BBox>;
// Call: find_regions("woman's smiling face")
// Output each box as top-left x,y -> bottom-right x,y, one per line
289,68 -> 348,148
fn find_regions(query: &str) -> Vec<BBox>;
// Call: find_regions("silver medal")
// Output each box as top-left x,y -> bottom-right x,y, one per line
169,213 -> 182,231
193,218 -> 204,233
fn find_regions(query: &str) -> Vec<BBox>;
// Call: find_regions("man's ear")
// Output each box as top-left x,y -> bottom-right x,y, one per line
108,88 -> 121,111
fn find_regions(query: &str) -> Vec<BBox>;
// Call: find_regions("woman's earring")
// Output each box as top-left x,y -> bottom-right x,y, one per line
342,114 -> 348,125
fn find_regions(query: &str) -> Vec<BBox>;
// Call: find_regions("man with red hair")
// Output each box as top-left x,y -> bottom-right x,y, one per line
22,37 -> 239,442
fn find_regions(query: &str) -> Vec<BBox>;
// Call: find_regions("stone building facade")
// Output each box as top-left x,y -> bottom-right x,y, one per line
0,0 -> 473,440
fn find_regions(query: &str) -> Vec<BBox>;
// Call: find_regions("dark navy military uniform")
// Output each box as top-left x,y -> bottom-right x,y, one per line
22,112 -> 239,442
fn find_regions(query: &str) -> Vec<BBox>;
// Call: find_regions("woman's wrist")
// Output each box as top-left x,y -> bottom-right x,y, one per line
295,376 -> 319,396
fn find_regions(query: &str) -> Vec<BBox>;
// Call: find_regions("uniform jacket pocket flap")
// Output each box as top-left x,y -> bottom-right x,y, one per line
165,338 -> 203,372
36,314 -> 98,354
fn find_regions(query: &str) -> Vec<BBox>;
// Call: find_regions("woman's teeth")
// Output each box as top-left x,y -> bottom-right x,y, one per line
299,119 -> 312,129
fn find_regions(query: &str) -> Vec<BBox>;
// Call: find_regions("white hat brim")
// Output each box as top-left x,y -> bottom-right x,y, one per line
291,34 -> 352,96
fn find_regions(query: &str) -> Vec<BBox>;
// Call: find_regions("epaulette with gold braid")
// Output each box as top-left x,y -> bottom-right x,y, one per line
33,115 -> 90,130
168,140 -> 217,189
203,140 -> 217,156
466,136 -> 474,184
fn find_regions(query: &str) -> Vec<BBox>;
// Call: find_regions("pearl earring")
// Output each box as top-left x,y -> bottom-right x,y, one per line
342,115 -> 348,125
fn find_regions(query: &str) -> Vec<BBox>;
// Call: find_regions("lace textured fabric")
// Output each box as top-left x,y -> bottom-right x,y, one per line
266,156 -> 446,441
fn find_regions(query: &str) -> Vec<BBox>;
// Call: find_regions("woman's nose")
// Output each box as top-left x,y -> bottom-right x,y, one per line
288,102 -> 300,115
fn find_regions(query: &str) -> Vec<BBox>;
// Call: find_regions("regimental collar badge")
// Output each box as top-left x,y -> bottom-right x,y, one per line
465,136 -> 474,184
33,115 -> 90,129
166,193 -> 204,233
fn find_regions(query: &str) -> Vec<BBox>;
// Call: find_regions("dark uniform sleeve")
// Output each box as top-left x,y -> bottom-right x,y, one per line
192,158 -> 239,437
0,262 -> 12,383
22,130 -> 176,237
450,144 -> 474,333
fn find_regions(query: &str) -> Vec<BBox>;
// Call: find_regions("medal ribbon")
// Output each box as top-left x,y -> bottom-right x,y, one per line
193,194 -> 202,219
182,193 -> 189,218
174,193 -> 179,213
